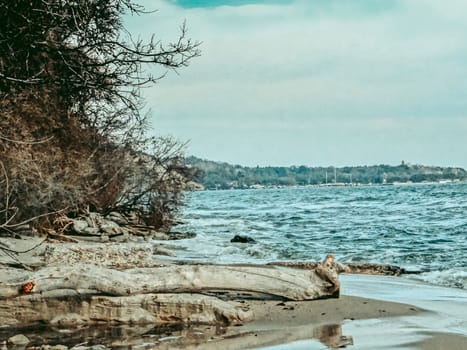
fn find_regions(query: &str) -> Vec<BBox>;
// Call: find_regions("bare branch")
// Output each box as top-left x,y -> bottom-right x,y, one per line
0,135 -> 53,145
0,0 -> 200,232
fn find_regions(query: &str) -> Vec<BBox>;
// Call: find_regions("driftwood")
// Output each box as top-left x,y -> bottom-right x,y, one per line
0,258 -> 340,327
344,262 -> 405,275
1,240 -> 403,329
270,260 -> 405,276
1,264 -> 338,300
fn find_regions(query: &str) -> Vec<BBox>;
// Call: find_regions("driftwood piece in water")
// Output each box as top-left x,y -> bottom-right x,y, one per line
270,260 -> 405,276
344,262 -> 405,276
0,263 -> 339,300
0,292 -> 252,327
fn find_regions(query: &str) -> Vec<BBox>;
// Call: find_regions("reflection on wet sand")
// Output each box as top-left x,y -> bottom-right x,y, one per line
1,322 -> 353,349
313,324 -> 353,349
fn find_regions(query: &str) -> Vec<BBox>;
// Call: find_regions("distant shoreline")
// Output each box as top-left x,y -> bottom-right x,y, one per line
194,179 -> 466,191
186,156 -> 467,190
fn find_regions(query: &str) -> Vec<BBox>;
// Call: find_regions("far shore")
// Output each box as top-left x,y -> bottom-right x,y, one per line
201,179 -> 467,191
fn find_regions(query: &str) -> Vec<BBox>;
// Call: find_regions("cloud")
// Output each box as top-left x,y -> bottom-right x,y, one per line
170,0 -> 294,8
126,0 -> 467,167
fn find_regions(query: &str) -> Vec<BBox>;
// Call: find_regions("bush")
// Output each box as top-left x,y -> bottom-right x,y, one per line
0,0 -> 200,234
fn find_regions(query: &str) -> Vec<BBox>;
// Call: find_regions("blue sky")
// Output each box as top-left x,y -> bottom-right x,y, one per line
126,0 -> 467,168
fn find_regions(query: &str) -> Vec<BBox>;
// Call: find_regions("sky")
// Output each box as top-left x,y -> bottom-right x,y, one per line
125,0 -> 467,168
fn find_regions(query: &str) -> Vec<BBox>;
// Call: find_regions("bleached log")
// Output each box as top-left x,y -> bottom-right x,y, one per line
0,255 -> 340,327
0,263 -> 337,300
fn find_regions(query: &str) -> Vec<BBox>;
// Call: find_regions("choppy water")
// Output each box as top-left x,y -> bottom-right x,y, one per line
170,182 -> 467,289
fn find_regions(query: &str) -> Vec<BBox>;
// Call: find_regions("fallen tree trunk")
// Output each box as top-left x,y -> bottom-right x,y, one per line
1,243 -> 343,328
0,261 -> 339,327
0,263 -> 337,300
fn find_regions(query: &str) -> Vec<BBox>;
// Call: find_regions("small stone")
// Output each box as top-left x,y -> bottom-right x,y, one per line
83,227 -> 100,235
100,219 -> 122,235
107,212 -> 128,225
8,334 -> 30,346
230,235 -> 256,243
51,313 -> 84,326
90,345 -> 108,350
165,231 -> 197,240
153,231 -> 169,240
153,246 -> 175,257
71,345 -> 107,350
72,219 -> 89,233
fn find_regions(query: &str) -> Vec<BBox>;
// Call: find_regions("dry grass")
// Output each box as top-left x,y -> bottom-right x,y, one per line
0,88 -> 195,234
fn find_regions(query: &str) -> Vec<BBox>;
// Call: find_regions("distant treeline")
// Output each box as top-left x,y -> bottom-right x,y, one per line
185,157 -> 467,190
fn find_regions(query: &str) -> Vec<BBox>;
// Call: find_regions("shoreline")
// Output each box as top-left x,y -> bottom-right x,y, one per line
240,275 -> 466,350
0,292 -> 467,350
1,238 -> 466,349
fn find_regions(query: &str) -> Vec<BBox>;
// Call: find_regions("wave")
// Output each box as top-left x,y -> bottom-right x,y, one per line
175,183 -> 467,290
406,269 -> 467,290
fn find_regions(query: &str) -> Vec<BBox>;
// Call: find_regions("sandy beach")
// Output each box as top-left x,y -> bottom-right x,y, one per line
203,274 -> 466,350
1,238 -> 466,349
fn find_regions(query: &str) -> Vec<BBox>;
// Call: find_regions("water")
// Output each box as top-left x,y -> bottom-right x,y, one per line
169,182 -> 467,289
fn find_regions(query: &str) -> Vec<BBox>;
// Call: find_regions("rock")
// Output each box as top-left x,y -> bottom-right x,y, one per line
106,212 -> 128,225
41,345 -> 68,350
7,334 -> 29,346
231,235 -> 256,243
152,231 -> 171,240
51,313 -> 85,326
89,345 -> 108,350
99,219 -> 123,235
71,345 -> 107,350
82,227 -> 101,236
72,219 -> 89,233
86,212 -> 101,228
166,231 -> 197,240
153,246 -> 175,256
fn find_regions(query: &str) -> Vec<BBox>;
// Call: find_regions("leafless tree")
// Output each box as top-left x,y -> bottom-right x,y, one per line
0,0 -> 201,233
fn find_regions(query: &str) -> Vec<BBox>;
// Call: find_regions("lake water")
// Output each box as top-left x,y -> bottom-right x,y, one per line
170,182 -> 467,289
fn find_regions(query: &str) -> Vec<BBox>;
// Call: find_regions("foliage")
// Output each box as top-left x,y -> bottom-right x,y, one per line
186,157 -> 467,189
0,0 -> 200,234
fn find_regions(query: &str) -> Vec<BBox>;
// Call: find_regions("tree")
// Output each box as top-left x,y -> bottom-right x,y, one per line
0,0 -> 201,234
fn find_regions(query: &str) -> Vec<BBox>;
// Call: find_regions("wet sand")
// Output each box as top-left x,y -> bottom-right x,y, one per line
131,281 -> 466,350
239,275 -> 467,350
234,295 -> 421,349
